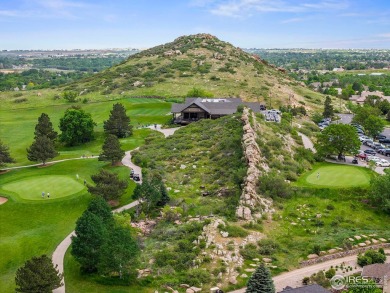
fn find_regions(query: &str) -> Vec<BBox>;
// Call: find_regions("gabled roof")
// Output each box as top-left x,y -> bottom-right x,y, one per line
279,285 -> 330,293
362,263 -> 390,279
171,97 -> 262,115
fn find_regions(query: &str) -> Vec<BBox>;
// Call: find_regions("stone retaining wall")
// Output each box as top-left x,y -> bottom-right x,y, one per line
299,243 -> 390,267
236,108 -> 273,221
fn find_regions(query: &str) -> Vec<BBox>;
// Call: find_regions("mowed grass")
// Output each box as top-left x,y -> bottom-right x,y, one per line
0,97 -> 171,166
0,159 -> 137,292
2,175 -> 85,201
295,163 -> 373,188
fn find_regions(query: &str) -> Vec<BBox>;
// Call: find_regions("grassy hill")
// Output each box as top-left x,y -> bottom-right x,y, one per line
0,33 -> 323,111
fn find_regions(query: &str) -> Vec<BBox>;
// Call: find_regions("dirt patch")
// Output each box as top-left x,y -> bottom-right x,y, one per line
37,163 -> 54,168
112,161 -> 124,167
0,170 -> 10,175
0,197 -> 8,205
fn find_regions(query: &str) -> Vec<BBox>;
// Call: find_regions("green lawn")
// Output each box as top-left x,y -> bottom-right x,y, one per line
0,159 -> 137,292
2,175 -> 85,201
0,97 -> 171,166
295,163 -> 373,188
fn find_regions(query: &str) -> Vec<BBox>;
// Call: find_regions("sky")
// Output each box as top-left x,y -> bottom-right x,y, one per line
1,0 -> 390,50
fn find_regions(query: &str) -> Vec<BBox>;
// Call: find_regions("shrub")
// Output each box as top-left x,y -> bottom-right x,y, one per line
180,268 -> 211,286
325,268 -> 336,279
240,243 -> 259,260
258,173 -> 293,199
13,97 -> 28,103
312,244 -> 321,255
223,225 -> 249,237
257,239 -> 280,255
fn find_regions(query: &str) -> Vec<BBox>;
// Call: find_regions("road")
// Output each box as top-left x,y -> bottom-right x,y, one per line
229,249 -> 390,293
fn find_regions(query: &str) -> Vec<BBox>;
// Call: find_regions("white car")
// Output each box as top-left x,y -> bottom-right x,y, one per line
367,155 -> 381,162
376,159 -> 390,167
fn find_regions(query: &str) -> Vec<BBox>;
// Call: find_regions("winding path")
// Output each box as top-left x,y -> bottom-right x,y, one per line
51,125 -> 179,293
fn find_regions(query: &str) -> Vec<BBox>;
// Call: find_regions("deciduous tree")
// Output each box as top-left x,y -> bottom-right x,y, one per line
246,263 -> 275,293
316,124 -> 360,159
59,107 -> 96,146
99,134 -> 125,165
26,135 -> 58,165
15,255 -> 63,293
0,139 -> 15,167
370,169 -> 390,214
103,103 -> 132,138
363,115 -> 385,138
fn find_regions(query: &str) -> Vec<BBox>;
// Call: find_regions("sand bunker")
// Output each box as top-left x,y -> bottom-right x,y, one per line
0,197 -> 8,205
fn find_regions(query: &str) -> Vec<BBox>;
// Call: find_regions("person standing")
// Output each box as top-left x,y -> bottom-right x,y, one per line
42,191 -> 45,199
47,192 -> 50,199
317,172 -> 320,179
76,174 -> 79,180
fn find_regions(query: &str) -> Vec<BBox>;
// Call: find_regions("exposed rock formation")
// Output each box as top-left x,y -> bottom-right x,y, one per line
236,108 -> 273,220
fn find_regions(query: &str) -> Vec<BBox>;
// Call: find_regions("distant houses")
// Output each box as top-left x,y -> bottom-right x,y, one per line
350,90 -> 390,104
171,97 -> 262,124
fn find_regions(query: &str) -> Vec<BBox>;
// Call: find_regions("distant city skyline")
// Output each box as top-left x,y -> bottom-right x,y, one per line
1,0 -> 390,50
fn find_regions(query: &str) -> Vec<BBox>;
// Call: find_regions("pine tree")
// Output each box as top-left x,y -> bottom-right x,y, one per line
15,254 -> 63,293
103,103 -> 132,138
88,169 -> 128,201
246,263 -> 275,293
0,139 -> 15,167
34,113 -> 58,141
26,135 -> 58,165
157,182 -> 170,207
86,196 -> 114,224
323,96 -> 334,118
98,134 -> 125,165
71,211 -> 107,273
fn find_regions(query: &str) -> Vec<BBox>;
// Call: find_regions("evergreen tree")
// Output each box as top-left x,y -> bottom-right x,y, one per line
322,96 -> 334,118
34,113 -> 58,141
26,135 -> 58,165
86,196 -> 114,224
103,103 -> 132,138
98,134 -> 125,165
98,225 -> 139,278
88,169 -> 128,201
246,263 -> 275,293
157,182 -> 170,207
71,211 -> 107,273
0,139 -> 15,167
15,254 -> 63,293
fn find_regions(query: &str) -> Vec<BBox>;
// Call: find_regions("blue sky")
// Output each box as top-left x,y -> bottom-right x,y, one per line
1,0 -> 390,49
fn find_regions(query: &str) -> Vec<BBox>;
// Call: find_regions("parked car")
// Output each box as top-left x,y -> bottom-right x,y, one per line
364,149 -> 376,155
363,139 -> 374,146
367,141 -> 376,148
379,138 -> 390,144
377,148 -> 389,155
375,134 -> 386,140
352,158 -> 358,164
367,155 -> 381,162
373,143 -> 385,150
376,159 -> 390,167
133,174 -> 141,181
259,104 -> 266,110
356,152 -> 367,159
383,149 -> 390,157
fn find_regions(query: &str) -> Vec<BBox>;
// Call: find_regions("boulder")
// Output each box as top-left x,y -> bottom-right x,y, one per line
240,274 -> 248,278
307,254 -> 319,259
229,276 -> 238,285
358,243 -> 366,247
328,249 -> 337,254
354,235 -> 361,240
263,258 -> 272,263
180,284 -> 190,288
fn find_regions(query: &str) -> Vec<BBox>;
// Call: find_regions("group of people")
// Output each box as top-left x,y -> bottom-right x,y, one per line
41,191 -> 51,199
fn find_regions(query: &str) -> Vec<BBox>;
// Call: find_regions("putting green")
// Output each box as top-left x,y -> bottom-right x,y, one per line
2,175 -> 85,200
305,165 -> 370,187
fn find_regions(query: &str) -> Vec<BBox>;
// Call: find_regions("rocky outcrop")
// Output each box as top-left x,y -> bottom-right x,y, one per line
236,108 -> 273,220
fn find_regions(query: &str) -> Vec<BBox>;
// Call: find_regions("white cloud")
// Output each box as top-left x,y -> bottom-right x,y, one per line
377,33 -> 390,38
281,17 -> 305,24
205,0 -> 349,17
